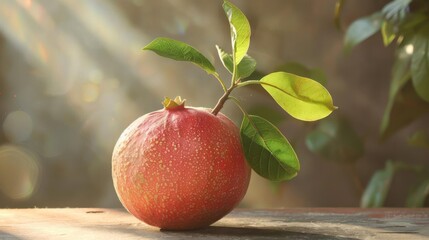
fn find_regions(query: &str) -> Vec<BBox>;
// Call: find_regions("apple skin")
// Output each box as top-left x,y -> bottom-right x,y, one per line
112,105 -> 251,230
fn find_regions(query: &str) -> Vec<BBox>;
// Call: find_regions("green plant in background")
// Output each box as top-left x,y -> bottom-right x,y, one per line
338,0 -> 429,207
143,1 -> 336,182
361,160 -> 429,207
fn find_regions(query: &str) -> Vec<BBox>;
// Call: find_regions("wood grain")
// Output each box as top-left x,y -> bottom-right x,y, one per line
0,208 -> 428,239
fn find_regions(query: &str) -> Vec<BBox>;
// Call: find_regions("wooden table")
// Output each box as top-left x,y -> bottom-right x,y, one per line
0,208 -> 428,239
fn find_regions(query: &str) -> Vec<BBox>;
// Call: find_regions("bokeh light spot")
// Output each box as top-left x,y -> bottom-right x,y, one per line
405,44 -> 414,55
3,111 -> 33,143
22,0 -> 33,9
0,145 -> 39,200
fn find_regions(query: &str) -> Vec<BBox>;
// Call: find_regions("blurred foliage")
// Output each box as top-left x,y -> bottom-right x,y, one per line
305,115 -> 364,164
247,105 -> 285,126
361,161 -> 395,208
343,0 -> 429,138
408,130 -> 429,149
340,0 -> 429,207
381,81 -> 429,140
334,0 -> 345,31
361,160 -> 429,207
406,177 -> 429,207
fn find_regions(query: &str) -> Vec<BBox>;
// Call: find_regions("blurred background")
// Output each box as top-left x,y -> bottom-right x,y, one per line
0,0 -> 428,208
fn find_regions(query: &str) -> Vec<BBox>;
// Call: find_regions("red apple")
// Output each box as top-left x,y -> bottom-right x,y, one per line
112,97 -> 250,230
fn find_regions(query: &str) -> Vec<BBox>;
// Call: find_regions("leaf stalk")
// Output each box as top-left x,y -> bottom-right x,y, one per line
211,83 -> 236,115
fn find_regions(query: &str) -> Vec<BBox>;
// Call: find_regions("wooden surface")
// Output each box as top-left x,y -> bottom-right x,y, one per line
0,208 -> 428,239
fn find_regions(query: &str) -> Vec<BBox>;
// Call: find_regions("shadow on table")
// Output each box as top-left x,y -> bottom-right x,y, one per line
68,209 -> 428,239
79,210 -> 360,239
98,224 -> 359,240
0,231 -> 22,240
162,225 -> 360,240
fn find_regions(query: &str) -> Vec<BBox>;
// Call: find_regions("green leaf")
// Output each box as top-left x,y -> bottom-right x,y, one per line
379,43 -> 427,140
381,81 -> 429,140
411,26 -> 429,102
242,69 -> 265,82
305,115 -> 364,163
216,45 -> 256,79
240,115 -> 299,181
334,0 -> 346,31
380,45 -> 411,139
236,55 -> 256,79
408,131 -> 429,149
396,14 -> 427,49
260,72 -> 336,121
222,0 -> 251,64
381,20 -> 396,46
406,178 -> 429,207
361,161 -> 395,208
143,37 -> 216,75
344,13 -> 383,52
382,0 -> 412,23
276,62 -> 328,86
398,13 -> 427,35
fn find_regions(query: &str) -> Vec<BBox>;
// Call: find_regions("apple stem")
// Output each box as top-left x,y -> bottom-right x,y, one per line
211,84 -> 236,116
